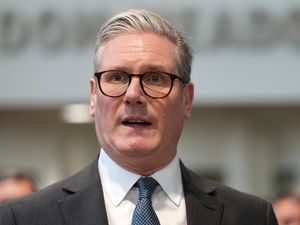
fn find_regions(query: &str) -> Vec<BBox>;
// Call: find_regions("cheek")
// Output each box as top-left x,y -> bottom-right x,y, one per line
95,99 -> 117,131
160,101 -> 185,129
94,99 -> 118,147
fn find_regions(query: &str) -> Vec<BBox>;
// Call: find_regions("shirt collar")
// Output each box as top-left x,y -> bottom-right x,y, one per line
98,148 -> 183,207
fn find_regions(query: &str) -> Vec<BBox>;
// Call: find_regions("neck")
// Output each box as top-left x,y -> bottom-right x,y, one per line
103,149 -> 176,176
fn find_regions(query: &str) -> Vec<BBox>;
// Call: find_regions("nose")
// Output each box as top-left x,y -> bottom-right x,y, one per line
123,76 -> 145,105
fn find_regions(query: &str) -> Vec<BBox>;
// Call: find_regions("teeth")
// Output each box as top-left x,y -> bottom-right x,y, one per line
128,120 -> 145,123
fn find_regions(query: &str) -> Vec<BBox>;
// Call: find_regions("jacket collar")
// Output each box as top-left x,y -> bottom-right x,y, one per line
59,158 -> 109,225
180,161 -> 224,225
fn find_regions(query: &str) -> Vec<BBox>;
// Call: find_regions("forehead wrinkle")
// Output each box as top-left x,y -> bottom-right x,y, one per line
112,50 -> 175,73
117,43 -> 165,55
116,34 -> 174,56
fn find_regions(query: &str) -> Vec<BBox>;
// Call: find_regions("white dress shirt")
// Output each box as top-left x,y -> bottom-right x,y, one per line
98,149 -> 187,225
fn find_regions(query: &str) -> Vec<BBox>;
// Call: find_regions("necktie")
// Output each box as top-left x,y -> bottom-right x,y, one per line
132,177 -> 161,225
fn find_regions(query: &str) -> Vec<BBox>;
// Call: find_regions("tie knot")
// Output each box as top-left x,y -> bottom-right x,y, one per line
136,177 -> 159,199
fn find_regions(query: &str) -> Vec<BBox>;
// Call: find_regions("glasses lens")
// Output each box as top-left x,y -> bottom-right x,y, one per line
100,71 -> 129,97
142,72 -> 172,98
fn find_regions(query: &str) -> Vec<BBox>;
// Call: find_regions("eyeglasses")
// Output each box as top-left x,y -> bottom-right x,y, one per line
94,70 -> 187,99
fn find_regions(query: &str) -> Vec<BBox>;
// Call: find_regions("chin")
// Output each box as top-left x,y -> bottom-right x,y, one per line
115,141 -> 159,157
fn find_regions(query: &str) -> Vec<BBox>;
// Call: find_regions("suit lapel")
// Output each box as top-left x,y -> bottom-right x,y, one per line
180,162 -> 223,225
59,159 -> 109,225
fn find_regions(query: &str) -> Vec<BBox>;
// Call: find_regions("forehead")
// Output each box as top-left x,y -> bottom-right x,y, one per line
97,32 -> 179,73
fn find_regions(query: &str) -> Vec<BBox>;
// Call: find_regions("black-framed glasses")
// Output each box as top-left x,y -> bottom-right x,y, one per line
94,70 -> 187,99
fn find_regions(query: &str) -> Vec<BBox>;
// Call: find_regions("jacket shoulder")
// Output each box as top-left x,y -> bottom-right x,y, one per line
181,160 -> 269,204
180,162 -> 278,225
0,159 -> 99,224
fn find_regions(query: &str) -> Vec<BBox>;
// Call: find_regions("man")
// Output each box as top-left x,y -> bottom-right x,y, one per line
0,9 -> 278,225
273,193 -> 300,225
0,173 -> 35,203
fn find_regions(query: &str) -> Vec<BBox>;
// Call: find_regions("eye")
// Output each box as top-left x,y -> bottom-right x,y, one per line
144,72 -> 164,85
111,72 -> 125,81
150,74 -> 161,83
105,71 -> 128,83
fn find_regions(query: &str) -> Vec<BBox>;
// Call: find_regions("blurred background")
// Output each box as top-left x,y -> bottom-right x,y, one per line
1,0 -> 300,201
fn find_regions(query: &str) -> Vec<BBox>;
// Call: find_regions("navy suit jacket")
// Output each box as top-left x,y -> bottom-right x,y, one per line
0,158 -> 278,225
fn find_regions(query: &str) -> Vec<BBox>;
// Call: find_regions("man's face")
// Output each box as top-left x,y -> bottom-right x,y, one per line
90,32 -> 193,174
0,178 -> 34,202
274,197 -> 300,225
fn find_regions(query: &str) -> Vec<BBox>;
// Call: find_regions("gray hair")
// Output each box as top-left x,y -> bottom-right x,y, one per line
94,9 -> 193,82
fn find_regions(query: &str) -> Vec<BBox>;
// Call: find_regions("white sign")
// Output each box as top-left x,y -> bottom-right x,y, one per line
0,0 -> 300,107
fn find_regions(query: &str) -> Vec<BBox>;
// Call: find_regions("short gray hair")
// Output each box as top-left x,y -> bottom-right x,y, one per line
94,9 -> 193,82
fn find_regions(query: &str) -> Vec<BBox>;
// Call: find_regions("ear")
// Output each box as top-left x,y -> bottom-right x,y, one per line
183,82 -> 194,119
89,78 -> 97,117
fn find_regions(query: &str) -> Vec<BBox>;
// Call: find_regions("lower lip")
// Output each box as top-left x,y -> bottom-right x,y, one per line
122,123 -> 152,128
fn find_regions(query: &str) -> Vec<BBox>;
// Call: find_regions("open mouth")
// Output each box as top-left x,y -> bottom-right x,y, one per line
121,120 -> 152,126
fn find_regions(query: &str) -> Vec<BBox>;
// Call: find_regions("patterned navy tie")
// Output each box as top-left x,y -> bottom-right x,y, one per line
132,177 -> 161,225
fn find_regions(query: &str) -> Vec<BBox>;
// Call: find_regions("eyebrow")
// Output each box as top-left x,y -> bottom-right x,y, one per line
147,65 -> 170,72
104,65 -> 172,73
